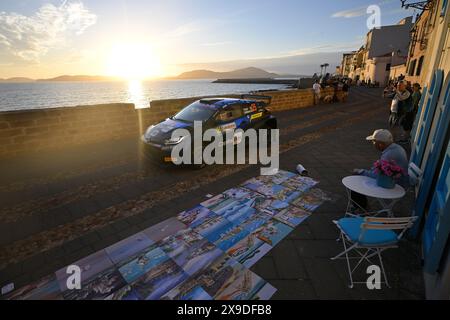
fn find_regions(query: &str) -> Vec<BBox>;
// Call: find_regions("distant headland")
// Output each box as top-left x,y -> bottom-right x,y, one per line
0,67 -> 301,83
0,75 -> 120,83
170,67 -> 282,79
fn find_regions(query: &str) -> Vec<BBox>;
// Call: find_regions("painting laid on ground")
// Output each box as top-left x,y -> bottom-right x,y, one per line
3,170 -> 334,300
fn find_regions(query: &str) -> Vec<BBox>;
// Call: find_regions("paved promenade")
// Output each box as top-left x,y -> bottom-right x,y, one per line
0,87 -> 424,299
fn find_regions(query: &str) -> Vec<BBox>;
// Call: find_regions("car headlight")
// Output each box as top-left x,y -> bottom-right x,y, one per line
145,125 -> 155,137
165,135 -> 187,145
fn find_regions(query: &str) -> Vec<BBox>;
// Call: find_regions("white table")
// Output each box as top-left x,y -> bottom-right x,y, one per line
342,175 -> 406,217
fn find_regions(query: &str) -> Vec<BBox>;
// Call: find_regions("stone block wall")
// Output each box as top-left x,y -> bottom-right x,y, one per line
0,87 -> 341,158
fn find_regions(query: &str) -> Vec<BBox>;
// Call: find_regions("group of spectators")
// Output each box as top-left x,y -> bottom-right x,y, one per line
383,79 -> 422,143
356,78 -> 379,87
312,73 -> 350,105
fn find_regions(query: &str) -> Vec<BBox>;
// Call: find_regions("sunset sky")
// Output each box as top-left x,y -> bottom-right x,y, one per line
0,0 -> 415,79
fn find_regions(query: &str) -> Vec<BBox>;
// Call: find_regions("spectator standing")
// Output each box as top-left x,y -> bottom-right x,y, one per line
313,80 -> 321,105
400,83 -> 422,142
412,83 -> 422,114
332,80 -> 339,102
342,81 -> 349,102
389,80 -> 412,142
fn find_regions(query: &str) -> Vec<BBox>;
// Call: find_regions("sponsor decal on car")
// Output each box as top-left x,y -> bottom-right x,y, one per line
164,156 -> 178,162
219,122 -> 237,132
250,112 -> 263,121
149,129 -> 159,137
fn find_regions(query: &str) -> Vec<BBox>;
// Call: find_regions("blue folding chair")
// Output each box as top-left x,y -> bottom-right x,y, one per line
331,216 -> 417,288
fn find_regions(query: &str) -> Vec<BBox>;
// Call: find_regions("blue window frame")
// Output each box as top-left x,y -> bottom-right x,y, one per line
442,0 -> 448,17
411,85 -> 427,142
423,140 -> 450,274
411,73 -> 450,237
411,70 -> 444,167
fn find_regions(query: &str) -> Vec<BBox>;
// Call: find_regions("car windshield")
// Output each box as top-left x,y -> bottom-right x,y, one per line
173,101 -> 216,122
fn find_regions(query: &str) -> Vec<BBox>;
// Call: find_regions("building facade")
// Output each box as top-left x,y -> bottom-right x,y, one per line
363,16 -> 413,86
348,47 -> 366,81
340,52 -> 356,77
366,51 -> 408,85
405,2 -> 437,85
389,63 -> 407,81
344,17 -> 413,86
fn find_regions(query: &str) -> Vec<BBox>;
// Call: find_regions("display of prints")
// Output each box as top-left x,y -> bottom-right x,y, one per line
8,171 -> 332,301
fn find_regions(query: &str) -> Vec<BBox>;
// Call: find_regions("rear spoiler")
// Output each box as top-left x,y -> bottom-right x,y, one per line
240,94 -> 272,105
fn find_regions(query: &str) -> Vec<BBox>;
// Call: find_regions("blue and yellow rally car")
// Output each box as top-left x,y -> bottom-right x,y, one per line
140,95 -> 277,166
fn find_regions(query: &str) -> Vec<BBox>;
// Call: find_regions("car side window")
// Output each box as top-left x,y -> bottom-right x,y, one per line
216,104 -> 244,122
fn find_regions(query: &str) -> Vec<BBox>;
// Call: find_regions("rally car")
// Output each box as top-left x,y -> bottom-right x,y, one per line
140,95 -> 277,167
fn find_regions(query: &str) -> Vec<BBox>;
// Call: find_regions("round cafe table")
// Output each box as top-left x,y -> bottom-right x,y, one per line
342,175 -> 406,217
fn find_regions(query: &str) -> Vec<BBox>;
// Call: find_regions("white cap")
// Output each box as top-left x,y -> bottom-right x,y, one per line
366,129 -> 393,143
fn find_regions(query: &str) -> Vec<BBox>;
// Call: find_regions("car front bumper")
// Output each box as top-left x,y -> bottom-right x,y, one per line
140,137 -> 179,163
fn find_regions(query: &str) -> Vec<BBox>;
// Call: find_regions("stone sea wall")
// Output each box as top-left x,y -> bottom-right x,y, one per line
0,87 -> 337,158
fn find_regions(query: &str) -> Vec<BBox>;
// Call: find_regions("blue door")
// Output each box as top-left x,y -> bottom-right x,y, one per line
410,85 -> 427,143
411,70 -> 444,167
411,74 -> 450,237
423,140 -> 450,274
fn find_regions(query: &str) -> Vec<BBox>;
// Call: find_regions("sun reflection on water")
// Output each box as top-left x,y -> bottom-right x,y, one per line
127,80 -> 149,109
130,79 -> 150,171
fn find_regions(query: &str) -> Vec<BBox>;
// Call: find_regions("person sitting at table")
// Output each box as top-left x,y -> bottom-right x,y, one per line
351,129 -> 409,211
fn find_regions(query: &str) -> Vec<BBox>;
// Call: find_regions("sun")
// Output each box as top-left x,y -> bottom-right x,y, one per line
106,43 -> 162,80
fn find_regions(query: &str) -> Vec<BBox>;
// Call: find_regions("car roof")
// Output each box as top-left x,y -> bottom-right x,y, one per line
198,98 -> 258,109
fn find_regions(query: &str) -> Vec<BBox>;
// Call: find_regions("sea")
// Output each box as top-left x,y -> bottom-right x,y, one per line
0,79 -> 288,112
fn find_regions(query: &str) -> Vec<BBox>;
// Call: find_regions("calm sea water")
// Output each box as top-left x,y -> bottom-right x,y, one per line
0,79 -> 287,111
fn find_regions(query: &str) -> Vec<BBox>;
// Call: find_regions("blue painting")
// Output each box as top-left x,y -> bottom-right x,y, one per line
119,246 -> 169,283
194,216 -> 234,243
177,205 -> 216,228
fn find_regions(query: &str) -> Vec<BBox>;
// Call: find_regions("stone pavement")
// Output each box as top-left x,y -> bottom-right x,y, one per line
0,87 -> 424,299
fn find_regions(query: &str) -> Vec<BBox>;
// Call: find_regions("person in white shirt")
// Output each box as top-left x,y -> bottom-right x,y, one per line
312,80 -> 321,105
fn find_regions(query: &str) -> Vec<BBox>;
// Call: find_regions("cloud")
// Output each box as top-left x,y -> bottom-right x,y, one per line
331,0 -> 396,18
165,21 -> 202,38
332,6 -> 368,18
0,1 -> 96,62
201,41 -> 233,47
165,16 -> 234,38
279,40 -> 363,58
